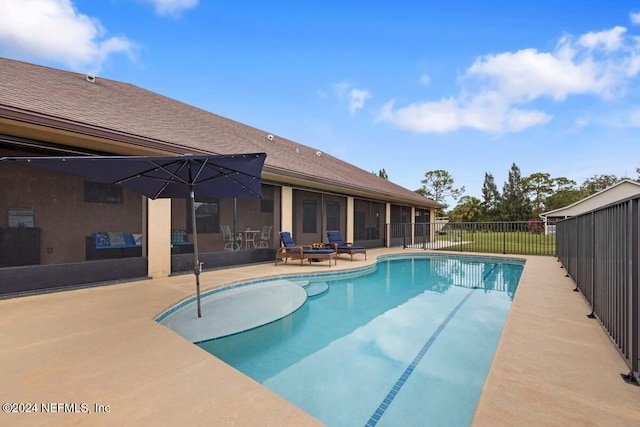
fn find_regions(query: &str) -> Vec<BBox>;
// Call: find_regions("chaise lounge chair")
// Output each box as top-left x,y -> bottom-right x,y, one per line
327,230 -> 367,261
276,231 -> 336,267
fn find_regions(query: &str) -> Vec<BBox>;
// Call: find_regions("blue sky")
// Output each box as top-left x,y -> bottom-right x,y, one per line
1,0 -> 639,207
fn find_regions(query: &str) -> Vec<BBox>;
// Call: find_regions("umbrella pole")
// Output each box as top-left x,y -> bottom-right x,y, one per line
190,189 -> 202,318
232,197 -> 237,250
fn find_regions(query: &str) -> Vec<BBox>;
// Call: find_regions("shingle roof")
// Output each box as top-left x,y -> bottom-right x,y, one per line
0,57 -> 442,208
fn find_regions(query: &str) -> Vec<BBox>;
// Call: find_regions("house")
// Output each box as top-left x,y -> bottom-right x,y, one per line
0,57 -> 443,296
539,179 -> 640,234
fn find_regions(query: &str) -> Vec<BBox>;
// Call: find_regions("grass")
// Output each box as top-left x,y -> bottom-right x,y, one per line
434,230 -> 556,256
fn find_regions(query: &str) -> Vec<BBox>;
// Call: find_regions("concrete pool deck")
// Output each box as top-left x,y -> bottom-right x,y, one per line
1,249 -> 639,426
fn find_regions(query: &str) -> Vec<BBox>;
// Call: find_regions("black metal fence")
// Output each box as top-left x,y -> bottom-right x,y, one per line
387,221 -> 556,255
556,195 -> 639,384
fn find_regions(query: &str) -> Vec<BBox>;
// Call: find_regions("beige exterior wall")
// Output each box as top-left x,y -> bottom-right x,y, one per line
147,198 -> 172,278
281,186 -> 293,238
385,203 -> 392,247
346,197 -> 354,242
430,210 -> 436,242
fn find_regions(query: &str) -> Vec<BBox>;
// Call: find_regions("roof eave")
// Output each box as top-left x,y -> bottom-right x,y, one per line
1,110 -> 442,209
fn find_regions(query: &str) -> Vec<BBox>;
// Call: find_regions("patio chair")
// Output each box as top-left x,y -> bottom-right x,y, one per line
256,224 -> 273,248
275,231 -> 336,267
220,224 -> 242,251
326,230 -> 367,261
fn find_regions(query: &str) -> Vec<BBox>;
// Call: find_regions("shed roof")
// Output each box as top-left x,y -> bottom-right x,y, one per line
540,179 -> 640,219
0,57 -> 442,209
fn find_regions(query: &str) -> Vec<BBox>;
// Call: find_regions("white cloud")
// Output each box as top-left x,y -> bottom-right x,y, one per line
378,24 -> 640,134
333,81 -> 349,99
348,88 -> 372,115
631,12 -> 640,25
466,48 -> 602,101
377,96 -> 551,134
332,82 -> 371,115
419,74 -> 431,85
614,108 -> 640,127
630,109 -> 640,127
504,108 -> 552,131
143,0 -> 198,16
0,0 -> 136,71
573,116 -> 590,131
578,26 -> 626,51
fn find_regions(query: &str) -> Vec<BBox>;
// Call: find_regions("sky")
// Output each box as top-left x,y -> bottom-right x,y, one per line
1,0 -> 639,207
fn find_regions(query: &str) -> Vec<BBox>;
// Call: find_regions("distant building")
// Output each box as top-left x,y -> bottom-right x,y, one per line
539,180 -> 640,234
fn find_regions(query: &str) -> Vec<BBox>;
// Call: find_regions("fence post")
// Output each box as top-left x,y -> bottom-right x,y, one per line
422,223 -> 427,250
627,199 -> 639,382
502,222 -> 506,254
402,223 -> 406,249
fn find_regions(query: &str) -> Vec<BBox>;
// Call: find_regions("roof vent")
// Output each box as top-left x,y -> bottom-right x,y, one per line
266,134 -> 274,141
86,73 -> 95,83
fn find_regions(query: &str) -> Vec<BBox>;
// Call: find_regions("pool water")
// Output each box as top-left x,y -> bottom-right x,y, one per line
199,255 -> 524,426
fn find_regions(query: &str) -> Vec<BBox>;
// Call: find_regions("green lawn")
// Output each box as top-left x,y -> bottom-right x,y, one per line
435,230 -> 556,256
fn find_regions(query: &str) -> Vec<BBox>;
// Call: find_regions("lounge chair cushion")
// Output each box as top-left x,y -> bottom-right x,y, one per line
280,232 -> 297,248
276,232 -> 337,266
327,231 -> 365,250
95,232 -> 111,247
303,248 -> 334,255
93,232 -> 142,249
326,230 -> 366,260
124,233 -> 137,246
107,231 -> 126,246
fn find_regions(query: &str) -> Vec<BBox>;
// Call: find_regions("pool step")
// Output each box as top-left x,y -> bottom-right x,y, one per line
305,281 -> 329,297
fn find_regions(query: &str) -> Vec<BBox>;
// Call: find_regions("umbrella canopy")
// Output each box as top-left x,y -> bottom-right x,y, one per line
1,153 -> 267,318
1,153 -> 266,200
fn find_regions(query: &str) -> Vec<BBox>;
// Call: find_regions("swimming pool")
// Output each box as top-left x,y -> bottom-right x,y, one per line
182,254 -> 524,426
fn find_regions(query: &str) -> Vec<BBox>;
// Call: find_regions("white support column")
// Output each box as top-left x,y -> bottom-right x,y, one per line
346,196 -> 354,242
385,203 -> 392,248
281,186 -> 293,235
429,209 -> 436,242
147,198 -> 172,278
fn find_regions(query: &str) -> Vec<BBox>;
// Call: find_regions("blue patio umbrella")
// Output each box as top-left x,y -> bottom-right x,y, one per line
1,153 -> 266,318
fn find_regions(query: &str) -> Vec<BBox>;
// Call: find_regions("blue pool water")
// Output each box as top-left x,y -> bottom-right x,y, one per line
199,255 -> 524,426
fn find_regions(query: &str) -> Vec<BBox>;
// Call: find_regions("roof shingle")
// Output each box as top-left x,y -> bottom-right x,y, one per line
0,57 -> 442,208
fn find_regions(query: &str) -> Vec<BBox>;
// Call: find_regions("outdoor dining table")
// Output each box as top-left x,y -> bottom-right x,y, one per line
243,229 -> 260,249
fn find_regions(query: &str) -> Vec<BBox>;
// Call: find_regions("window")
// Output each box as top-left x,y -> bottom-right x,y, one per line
260,184 -> 275,213
302,200 -> 317,233
187,198 -> 219,233
326,201 -> 340,231
354,199 -> 384,240
83,181 -> 123,204
261,199 -> 274,213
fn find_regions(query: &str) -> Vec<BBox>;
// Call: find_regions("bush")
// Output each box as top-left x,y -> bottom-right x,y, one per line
527,219 -> 544,234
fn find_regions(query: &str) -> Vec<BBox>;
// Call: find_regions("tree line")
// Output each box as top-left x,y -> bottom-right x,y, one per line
413,164 -> 640,222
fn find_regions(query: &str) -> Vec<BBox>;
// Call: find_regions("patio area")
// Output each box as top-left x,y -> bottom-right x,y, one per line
1,249 -> 639,426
